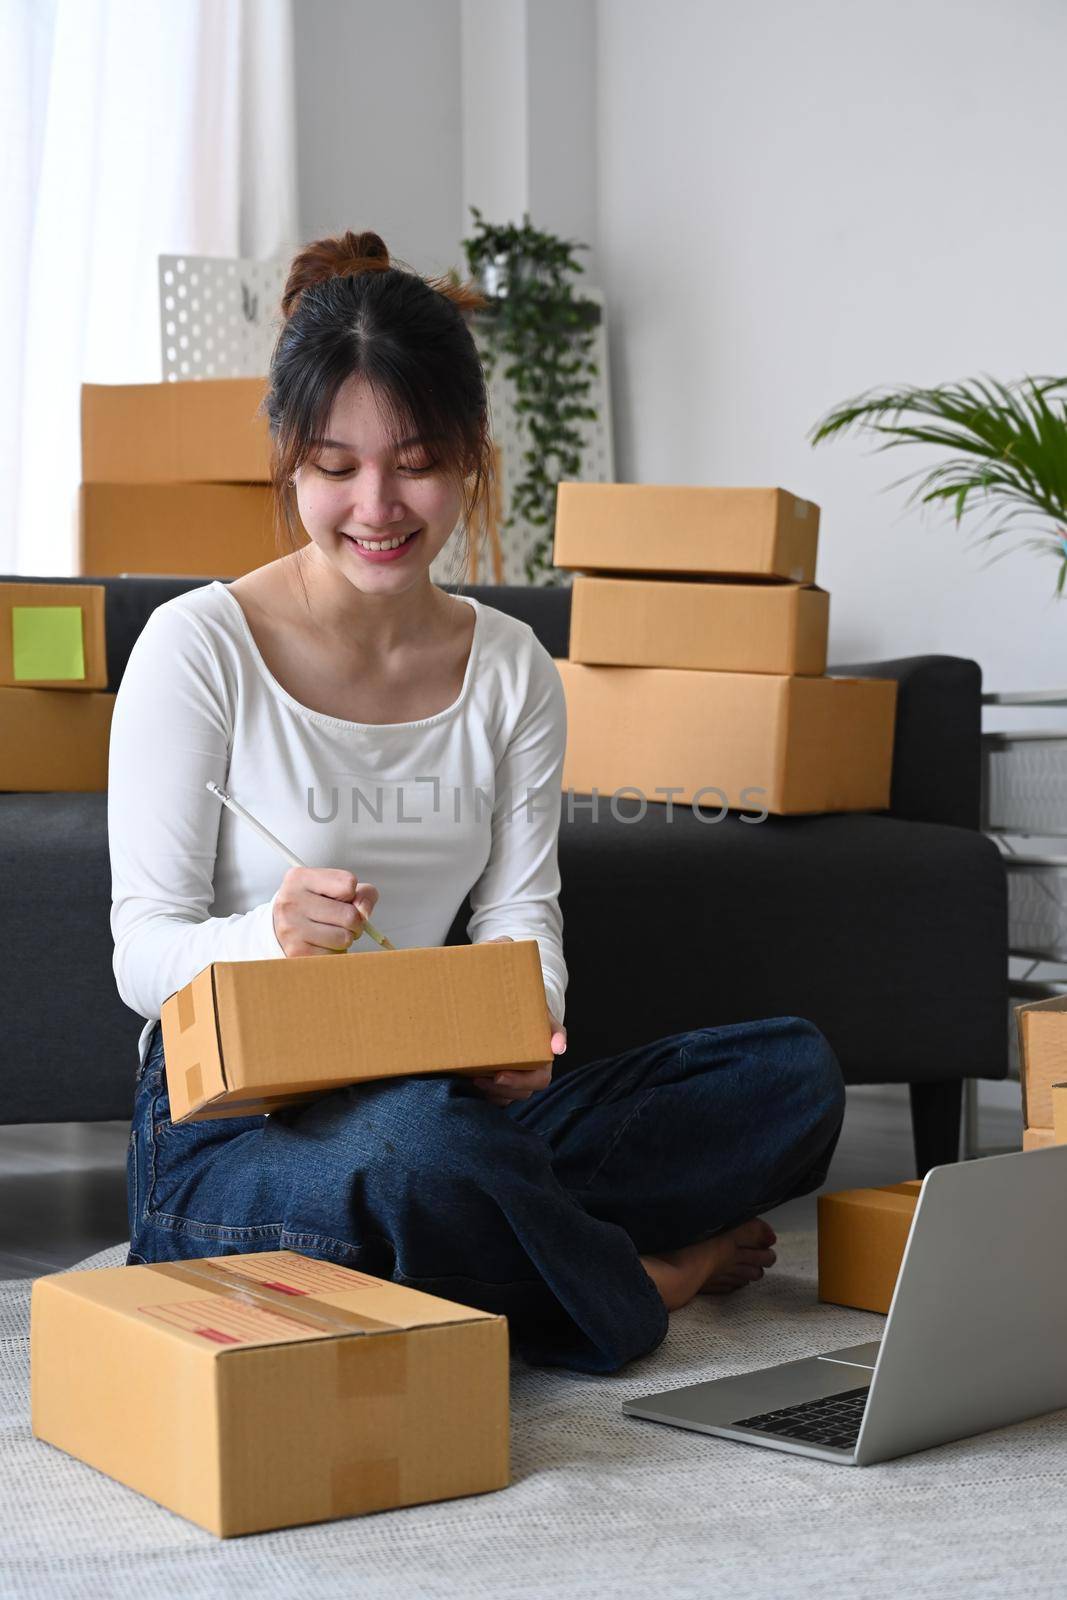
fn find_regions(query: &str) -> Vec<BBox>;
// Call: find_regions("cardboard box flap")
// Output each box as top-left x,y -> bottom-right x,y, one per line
163,965 -> 226,1114
35,1252 -> 500,1359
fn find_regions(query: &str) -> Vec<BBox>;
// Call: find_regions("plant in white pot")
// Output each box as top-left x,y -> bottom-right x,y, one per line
811,375 -> 1067,594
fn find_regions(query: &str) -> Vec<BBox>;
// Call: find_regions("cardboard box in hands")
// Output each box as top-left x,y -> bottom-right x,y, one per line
161,938 -> 554,1122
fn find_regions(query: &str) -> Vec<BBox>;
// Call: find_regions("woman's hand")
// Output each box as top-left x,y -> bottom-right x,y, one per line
470,935 -> 566,1107
271,867 -> 380,958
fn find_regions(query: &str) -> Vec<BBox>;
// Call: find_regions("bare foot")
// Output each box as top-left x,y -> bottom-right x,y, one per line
697,1218 -> 778,1295
639,1219 -> 778,1311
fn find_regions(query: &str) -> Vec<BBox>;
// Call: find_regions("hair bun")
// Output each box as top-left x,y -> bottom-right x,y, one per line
281,230 -> 391,319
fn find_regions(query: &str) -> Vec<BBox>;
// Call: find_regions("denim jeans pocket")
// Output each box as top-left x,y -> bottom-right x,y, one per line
137,1075 -> 283,1250
135,1020 -> 164,1087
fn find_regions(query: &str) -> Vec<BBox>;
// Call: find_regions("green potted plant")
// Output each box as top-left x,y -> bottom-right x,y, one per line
455,206 -> 601,585
810,375 -> 1067,594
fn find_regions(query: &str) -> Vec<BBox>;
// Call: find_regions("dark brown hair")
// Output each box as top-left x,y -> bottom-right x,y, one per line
262,229 -> 493,592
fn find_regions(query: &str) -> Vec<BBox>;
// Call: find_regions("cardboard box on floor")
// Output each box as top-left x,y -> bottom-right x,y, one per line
1015,994 -> 1067,1129
1023,1125 -> 1056,1152
0,686 -> 113,790
557,661 -> 897,815
31,1249 -> 509,1537
0,582 -> 107,690
78,483 -> 308,578
553,483 -> 820,583
162,939 -> 553,1123
568,575 -> 829,675
817,1181 -> 922,1315
81,378 -> 271,484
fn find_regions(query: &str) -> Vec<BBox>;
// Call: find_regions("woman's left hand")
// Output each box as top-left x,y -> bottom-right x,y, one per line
471,935 -> 566,1107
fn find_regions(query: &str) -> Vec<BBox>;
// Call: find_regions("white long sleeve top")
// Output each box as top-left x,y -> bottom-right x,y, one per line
108,580 -> 568,1071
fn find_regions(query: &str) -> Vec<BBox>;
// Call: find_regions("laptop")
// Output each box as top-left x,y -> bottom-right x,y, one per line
623,1145 -> 1067,1465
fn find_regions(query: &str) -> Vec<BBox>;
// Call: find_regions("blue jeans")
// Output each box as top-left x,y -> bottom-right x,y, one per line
127,1015 -> 845,1374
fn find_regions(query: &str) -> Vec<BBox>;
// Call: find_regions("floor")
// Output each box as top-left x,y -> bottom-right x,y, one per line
0,1084 -> 1025,1281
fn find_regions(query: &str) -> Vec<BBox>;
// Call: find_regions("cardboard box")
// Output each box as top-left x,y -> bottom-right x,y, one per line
1015,994 -> 1067,1128
0,582 -> 107,690
81,378 -> 271,484
568,575 -> 829,675
78,483 -> 307,578
31,1249 -> 509,1537
162,939 -> 553,1123
1023,1125 -> 1056,1152
553,483 -> 820,583
0,686 -> 113,790
817,1181 -> 922,1314
557,662 -> 897,815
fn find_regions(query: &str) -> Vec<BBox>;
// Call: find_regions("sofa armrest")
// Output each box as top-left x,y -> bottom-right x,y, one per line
828,654 -> 982,829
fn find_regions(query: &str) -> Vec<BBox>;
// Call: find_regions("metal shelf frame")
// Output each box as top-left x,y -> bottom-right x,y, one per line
972,690 -> 1067,1157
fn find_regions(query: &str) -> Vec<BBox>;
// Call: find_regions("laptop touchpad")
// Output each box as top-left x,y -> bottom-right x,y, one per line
816,1340 -> 882,1371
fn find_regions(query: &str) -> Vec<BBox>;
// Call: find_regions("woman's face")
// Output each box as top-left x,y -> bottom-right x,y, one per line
292,374 -> 463,591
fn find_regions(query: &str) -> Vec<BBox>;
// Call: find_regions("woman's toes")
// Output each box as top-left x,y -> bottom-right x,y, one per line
733,1218 -> 774,1250
739,1247 -> 777,1268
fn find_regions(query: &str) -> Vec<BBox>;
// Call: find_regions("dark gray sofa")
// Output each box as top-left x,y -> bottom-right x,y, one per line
0,573 -> 1008,1174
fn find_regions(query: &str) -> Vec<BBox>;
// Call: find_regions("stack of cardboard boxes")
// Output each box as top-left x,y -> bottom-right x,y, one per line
0,582 -> 113,789
79,377 -> 306,577
551,482 -> 898,815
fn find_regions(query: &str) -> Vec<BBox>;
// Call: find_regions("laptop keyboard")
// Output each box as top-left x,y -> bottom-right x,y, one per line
731,1384 -> 870,1450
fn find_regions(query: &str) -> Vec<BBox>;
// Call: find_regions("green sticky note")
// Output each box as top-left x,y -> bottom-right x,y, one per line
11,605 -> 86,682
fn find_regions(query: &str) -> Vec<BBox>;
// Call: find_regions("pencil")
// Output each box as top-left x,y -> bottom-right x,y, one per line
204,780 -> 396,952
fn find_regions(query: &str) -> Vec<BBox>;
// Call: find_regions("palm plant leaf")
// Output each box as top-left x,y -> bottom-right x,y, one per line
810,375 -> 1067,596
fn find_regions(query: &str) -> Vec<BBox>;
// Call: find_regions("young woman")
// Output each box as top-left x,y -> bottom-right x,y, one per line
111,229 -> 845,1374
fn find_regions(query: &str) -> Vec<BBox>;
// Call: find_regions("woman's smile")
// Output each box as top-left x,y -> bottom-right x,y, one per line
340,527 -> 423,562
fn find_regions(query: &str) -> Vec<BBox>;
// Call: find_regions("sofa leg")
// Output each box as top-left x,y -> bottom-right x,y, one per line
909,1079 -> 962,1177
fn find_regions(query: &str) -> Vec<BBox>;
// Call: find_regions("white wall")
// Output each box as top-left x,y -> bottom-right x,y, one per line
291,0 -> 1067,694
292,0 -> 464,277
461,0 -> 599,277
595,0 -> 1067,693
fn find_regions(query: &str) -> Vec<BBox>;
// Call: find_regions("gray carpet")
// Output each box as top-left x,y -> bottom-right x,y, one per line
2,1232 -> 1066,1598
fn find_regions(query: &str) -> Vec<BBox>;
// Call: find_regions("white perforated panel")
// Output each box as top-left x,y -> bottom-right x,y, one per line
158,256 -> 614,585
158,253 -> 287,380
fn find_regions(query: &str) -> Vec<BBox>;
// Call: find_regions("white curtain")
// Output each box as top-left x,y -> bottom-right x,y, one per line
1,0 -> 299,576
